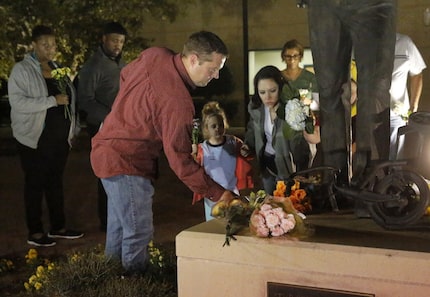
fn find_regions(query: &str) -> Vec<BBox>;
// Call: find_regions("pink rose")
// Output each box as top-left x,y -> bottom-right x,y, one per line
250,213 -> 270,237
280,214 -> 296,233
265,212 -> 281,229
270,225 -> 285,237
255,225 -> 270,237
272,207 -> 285,218
250,213 -> 265,226
260,204 -> 273,213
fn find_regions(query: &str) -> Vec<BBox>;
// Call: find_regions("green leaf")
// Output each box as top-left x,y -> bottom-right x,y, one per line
281,83 -> 300,103
282,122 -> 297,140
305,117 -> 314,134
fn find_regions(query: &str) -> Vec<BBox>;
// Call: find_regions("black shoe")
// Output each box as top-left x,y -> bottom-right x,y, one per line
27,234 -> 56,247
48,229 -> 84,239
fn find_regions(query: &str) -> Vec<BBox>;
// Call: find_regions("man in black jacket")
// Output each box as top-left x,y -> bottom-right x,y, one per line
77,22 -> 127,230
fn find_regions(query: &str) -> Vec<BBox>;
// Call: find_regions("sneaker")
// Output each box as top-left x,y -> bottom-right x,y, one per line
27,234 -> 56,247
48,229 -> 84,239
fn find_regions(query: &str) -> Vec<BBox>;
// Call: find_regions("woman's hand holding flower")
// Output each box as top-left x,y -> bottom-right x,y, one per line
55,94 -> 69,105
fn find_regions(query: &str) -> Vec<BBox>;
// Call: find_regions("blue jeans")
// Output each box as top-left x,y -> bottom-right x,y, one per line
204,198 -> 216,221
101,175 -> 154,272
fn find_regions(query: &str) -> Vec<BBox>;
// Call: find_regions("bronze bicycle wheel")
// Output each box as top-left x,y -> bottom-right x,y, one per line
370,169 -> 429,229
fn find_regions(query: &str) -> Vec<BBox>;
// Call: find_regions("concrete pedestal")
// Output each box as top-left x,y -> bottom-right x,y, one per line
176,219 -> 430,297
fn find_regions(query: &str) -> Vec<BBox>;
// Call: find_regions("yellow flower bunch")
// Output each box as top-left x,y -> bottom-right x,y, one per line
24,262 -> 54,292
51,67 -> 71,81
148,240 -> 164,268
51,66 -> 72,120
25,248 -> 38,265
70,253 -> 81,263
0,258 -> 14,273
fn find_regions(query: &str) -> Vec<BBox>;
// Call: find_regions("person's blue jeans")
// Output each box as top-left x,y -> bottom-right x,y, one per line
101,175 -> 154,272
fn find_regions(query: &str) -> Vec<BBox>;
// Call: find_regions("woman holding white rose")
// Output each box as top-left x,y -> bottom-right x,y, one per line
280,39 -> 320,170
241,65 -> 319,194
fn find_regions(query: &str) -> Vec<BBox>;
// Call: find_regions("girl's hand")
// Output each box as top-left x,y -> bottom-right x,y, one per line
191,143 -> 198,155
191,143 -> 198,160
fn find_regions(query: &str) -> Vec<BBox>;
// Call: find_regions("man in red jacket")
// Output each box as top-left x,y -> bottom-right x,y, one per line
91,31 -> 235,274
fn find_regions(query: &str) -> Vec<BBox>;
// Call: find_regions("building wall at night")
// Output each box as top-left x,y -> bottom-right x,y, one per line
139,0 -> 430,127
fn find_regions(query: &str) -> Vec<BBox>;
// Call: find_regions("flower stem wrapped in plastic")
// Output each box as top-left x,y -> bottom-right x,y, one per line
191,118 -> 201,145
191,118 -> 201,158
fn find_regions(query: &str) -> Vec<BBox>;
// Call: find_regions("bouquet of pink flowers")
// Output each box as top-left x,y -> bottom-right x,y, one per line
212,189 -> 310,246
249,195 -> 306,238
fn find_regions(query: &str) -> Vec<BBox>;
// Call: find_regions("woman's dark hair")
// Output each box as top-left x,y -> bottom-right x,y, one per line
31,25 -> 55,41
250,65 -> 284,109
281,39 -> 304,61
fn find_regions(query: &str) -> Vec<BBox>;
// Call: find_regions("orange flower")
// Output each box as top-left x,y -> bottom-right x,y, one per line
273,180 -> 313,214
273,190 -> 283,197
289,196 -> 300,204
291,180 -> 300,191
292,189 -> 307,200
273,181 -> 287,197
289,184 -> 312,213
277,181 -> 286,191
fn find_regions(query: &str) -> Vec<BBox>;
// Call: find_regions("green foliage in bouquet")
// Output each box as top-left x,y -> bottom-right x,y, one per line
192,118 -> 201,144
211,190 -> 267,246
304,114 -> 315,134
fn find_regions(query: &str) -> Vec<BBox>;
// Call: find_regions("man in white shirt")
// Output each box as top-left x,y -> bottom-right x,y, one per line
390,33 -> 427,160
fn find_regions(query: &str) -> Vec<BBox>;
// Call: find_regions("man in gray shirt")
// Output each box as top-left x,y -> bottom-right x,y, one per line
77,22 -> 127,230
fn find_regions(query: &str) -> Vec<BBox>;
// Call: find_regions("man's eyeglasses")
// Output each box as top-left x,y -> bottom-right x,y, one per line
283,54 -> 301,60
